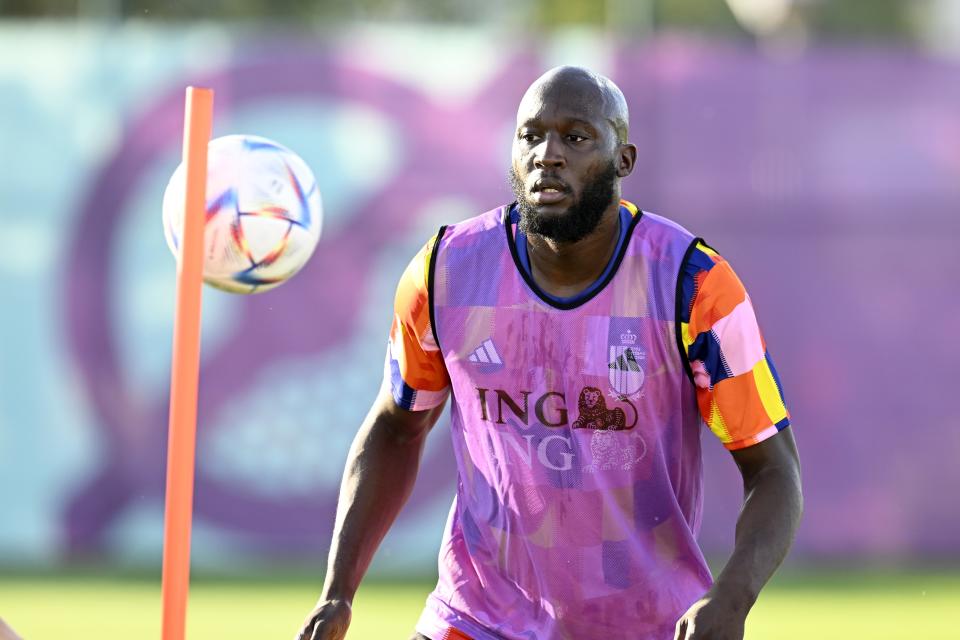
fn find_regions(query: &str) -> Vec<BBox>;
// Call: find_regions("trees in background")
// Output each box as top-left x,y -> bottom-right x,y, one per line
0,0 -> 923,45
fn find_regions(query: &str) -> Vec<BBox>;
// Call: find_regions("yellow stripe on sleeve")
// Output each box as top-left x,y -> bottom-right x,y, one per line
697,242 -> 721,259
421,232 -> 438,288
680,321 -> 694,354
707,397 -> 732,443
752,358 -> 788,425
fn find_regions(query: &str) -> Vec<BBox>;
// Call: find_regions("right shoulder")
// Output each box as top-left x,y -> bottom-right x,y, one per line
395,232 -> 441,311
436,205 -> 511,248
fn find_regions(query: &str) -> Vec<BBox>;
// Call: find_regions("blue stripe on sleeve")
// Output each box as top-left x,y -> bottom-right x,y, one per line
389,352 -> 418,410
765,350 -> 787,404
687,329 -> 733,386
679,244 -> 720,324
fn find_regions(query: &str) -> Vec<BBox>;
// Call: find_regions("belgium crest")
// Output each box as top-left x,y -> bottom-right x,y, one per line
608,329 -> 645,398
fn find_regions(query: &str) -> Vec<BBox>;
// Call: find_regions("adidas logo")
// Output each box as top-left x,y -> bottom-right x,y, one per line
468,339 -> 502,365
609,348 -> 643,372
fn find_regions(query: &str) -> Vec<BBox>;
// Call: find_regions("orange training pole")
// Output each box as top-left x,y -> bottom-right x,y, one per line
161,86 -> 214,640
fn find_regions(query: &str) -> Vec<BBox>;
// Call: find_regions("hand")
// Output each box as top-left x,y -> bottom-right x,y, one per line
674,594 -> 747,640
295,599 -> 352,640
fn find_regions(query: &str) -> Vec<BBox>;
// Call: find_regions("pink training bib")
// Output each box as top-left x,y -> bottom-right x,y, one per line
417,203 -> 711,640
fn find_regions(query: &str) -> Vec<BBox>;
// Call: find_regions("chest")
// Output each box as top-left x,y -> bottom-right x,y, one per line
442,303 -> 679,417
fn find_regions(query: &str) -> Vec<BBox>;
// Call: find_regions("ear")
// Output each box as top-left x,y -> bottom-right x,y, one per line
616,143 -> 637,178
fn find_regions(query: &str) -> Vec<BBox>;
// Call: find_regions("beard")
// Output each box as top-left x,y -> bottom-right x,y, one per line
509,161 -> 618,244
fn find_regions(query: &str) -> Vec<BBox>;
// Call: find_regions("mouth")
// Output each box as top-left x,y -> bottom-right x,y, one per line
530,177 -> 570,205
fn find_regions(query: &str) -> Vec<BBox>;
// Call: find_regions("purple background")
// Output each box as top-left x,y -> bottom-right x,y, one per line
3,32 -> 958,570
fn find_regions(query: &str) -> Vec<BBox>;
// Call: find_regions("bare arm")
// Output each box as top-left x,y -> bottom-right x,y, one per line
714,428 -> 803,608
675,428 -> 803,640
296,385 -> 446,640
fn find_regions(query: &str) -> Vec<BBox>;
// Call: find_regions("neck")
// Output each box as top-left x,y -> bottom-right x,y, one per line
524,200 -> 622,299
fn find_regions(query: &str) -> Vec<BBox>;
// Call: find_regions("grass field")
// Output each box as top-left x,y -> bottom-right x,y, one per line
2,570 -> 957,639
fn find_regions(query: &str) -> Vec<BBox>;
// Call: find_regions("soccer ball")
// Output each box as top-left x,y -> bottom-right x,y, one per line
162,134 -> 323,294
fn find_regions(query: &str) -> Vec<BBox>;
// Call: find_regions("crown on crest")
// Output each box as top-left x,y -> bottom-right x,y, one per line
620,329 -> 637,345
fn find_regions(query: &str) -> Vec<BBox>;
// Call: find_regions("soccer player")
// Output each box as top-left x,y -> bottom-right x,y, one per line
296,66 -> 802,640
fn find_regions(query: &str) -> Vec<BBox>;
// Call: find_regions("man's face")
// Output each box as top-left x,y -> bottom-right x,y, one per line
509,81 -> 622,243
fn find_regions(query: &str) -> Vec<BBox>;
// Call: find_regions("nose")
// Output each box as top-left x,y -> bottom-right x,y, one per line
533,133 -> 566,170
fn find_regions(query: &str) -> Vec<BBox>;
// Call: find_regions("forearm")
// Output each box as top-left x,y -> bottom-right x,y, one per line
710,464 -> 803,611
320,400 -> 435,603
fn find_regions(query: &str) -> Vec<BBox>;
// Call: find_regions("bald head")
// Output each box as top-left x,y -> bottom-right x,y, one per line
519,66 -> 630,144
509,66 -> 637,244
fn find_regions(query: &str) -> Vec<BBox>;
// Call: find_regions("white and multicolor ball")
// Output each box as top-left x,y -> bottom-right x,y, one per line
162,134 -> 322,294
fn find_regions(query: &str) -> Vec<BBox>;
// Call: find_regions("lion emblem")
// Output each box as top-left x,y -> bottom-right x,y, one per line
573,386 -> 632,431
584,427 -> 647,474
575,386 -> 646,473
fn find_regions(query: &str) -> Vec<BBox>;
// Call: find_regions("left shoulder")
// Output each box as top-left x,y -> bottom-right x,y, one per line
626,205 -> 701,260
685,240 -> 727,278
633,206 -> 697,241
682,241 -> 750,321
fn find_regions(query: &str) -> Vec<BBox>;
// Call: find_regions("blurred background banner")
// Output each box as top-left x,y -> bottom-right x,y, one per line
1,3 -> 959,579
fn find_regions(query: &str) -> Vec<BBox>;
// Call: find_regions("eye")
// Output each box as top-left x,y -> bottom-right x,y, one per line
566,134 -> 587,143
519,132 -> 541,143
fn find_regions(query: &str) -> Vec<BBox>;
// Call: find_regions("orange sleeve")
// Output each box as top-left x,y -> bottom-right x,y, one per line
385,235 -> 450,411
682,243 -> 790,450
